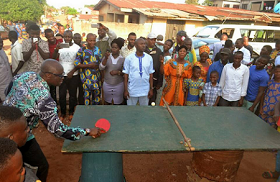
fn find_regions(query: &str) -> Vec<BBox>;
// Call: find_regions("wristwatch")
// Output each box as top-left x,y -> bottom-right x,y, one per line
85,128 -> 91,136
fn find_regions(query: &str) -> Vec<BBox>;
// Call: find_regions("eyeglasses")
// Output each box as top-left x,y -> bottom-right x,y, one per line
41,71 -> 65,78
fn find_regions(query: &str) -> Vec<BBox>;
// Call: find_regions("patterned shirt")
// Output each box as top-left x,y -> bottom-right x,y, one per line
201,82 -> 222,106
3,72 -> 86,141
22,38 -> 49,73
74,46 -> 102,91
120,45 -> 136,58
184,78 -> 204,106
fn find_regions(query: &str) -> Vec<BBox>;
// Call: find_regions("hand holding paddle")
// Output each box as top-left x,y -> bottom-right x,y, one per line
88,127 -> 106,138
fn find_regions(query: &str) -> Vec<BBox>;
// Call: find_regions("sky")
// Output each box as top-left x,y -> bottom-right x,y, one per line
46,0 -> 186,9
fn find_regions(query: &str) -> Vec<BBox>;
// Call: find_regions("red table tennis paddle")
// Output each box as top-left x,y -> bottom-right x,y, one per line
95,118 -> 110,133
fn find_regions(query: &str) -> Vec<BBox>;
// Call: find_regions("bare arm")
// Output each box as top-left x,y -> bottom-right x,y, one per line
213,96 -> 220,106
123,74 -> 129,99
148,73 -> 154,99
249,86 -> 266,112
37,45 -> 49,60
13,61 -> 24,76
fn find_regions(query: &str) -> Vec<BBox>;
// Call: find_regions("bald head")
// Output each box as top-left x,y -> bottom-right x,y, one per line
41,59 -> 63,73
135,38 -> 145,46
221,34 -> 228,41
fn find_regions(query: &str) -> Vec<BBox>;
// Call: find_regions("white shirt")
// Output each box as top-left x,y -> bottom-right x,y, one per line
123,52 -> 155,97
120,45 -> 136,58
219,63 -> 250,101
234,46 -> 251,65
11,40 -> 27,74
58,43 -> 80,76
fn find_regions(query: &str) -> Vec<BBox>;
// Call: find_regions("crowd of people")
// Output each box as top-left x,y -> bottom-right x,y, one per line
1,21 -> 280,181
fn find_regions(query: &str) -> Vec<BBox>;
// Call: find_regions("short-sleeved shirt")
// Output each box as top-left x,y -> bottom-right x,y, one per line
184,78 -> 204,106
11,40 -> 27,73
245,65 -> 269,102
22,38 -> 49,73
206,60 -> 228,83
48,39 -> 63,60
3,72 -> 86,141
123,52 -> 155,97
120,45 -> 136,58
74,46 -> 102,91
58,43 -> 80,76
201,82 -> 222,106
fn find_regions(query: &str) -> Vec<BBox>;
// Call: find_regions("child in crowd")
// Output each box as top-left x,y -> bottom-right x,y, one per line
184,66 -> 204,106
201,71 -> 222,106
260,65 -> 280,129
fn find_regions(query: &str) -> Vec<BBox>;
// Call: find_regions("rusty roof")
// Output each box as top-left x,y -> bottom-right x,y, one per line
94,0 -> 280,23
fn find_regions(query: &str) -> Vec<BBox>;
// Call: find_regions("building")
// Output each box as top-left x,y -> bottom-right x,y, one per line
91,0 -> 280,40
212,0 -> 241,8
240,0 -> 278,11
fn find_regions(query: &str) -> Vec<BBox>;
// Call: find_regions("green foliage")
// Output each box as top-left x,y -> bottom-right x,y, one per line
202,0 -> 213,6
0,0 -> 45,22
185,0 -> 198,5
61,6 -> 78,15
85,5 -> 95,8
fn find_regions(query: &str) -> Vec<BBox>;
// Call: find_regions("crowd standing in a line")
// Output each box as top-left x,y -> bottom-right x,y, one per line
2,21 -> 280,181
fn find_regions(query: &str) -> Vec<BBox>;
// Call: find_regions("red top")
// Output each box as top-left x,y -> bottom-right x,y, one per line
48,39 -> 63,61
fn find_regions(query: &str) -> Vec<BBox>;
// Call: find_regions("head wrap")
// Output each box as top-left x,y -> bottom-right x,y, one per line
199,45 -> 210,55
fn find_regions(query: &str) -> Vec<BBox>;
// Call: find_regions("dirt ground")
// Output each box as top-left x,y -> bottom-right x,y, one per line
33,116 -> 277,182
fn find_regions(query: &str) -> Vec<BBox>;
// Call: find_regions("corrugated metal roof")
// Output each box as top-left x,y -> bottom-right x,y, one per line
94,0 -> 280,23
133,8 -> 204,20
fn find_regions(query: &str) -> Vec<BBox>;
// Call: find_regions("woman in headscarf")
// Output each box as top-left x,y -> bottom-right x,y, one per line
159,45 -> 192,106
194,45 -> 212,82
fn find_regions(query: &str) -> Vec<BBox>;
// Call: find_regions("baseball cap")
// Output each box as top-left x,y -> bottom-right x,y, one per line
147,32 -> 157,39
220,48 -> 231,55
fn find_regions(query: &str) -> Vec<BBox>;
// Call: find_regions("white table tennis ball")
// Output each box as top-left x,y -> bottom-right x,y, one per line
151,102 -> 155,106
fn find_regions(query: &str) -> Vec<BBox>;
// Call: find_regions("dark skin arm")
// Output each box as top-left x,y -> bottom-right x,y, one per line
52,43 -> 61,60
213,96 -> 220,106
124,74 -> 129,99
238,96 -> 244,107
184,90 -> 188,106
202,93 -> 207,106
273,101 -> 280,123
12,61 -> 24,76
76,63 -> 99,69
148,73 -> 154,99
249,86 -> 266,112
23,44 -> 35,61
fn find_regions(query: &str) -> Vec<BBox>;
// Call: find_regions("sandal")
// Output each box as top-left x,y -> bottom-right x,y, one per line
262,171 -> 280,179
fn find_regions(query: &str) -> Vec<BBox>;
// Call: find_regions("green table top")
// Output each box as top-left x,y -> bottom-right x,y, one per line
62,105 -> 280,153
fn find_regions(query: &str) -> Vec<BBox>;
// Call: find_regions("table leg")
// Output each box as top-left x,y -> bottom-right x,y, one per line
80,152 -> 124,182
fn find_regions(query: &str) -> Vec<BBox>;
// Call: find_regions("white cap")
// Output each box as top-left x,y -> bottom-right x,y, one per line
276,55 -> 280,66
147,32 -> 157,39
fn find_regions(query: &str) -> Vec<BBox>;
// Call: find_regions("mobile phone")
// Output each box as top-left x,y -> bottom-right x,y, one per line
60,43 -> 70,48
91,23 -> 99,28
33,38 -> 38,43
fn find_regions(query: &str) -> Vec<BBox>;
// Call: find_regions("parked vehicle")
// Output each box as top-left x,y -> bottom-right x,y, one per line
0,25 -> 9,39
193,24 -> 280,54
192,38 -> 220,60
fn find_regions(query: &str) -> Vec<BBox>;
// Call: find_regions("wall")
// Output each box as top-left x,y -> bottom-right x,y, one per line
151,19 -> 167,39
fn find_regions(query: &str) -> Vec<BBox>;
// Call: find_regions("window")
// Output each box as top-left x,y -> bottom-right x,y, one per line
107,13 -> 114,22
240,29 -> 280,42
233,5 -> 239,8
215,28 -> 234,38
224,4 -> 230,8
241,4 -> 248,9
194,26 -> 219,38
115,14 -> 124,23
99,15 -> 104,22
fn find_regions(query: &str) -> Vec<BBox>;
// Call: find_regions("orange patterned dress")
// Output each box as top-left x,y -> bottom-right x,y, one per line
160,59 -> 192,106
194,59 -> 212,83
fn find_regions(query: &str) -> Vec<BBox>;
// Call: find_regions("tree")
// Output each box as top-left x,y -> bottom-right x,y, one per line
0,0 -> 45,22
61,6 -> 78,15
202,0 -> 213,6
85,5 -> 95,8
185,0 -> 198,5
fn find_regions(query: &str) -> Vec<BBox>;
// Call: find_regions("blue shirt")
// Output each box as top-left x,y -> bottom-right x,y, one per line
206,60 -> 227,83
123,52 -> 154,97
245,65 -> 269,102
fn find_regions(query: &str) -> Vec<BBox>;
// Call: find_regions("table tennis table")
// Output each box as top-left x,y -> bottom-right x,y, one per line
62,105 -> 280,182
